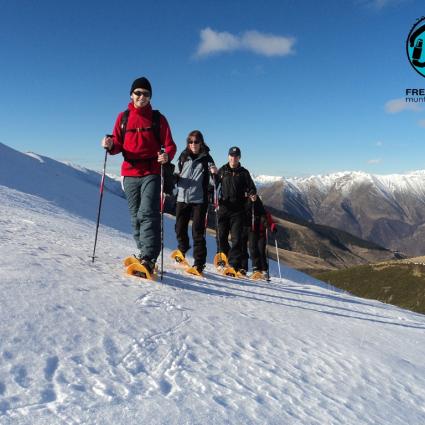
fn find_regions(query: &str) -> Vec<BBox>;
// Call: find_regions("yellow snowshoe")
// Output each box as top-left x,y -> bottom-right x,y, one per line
222,266 -> 237,277
185,266 -> 203,277
126,262 -> 155,281
236,269 -> 248,279
214,252 -> 229,269
251,270 -> 265,280
171,249 -> 189,267
123,256 -> 140,267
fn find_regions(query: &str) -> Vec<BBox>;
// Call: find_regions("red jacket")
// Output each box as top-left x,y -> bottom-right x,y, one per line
256,211 -> 276,236
109,103 -> 177,177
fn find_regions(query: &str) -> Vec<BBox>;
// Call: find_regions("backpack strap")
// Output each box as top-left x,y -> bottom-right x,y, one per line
151,110 -> 162,147
120,109 -> 162,146
177,150 -> 190,173
120,109 -> 130,142
201,155 -> 211,203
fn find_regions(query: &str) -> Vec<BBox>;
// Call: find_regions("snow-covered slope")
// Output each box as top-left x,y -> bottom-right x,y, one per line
1,144 -> 425,425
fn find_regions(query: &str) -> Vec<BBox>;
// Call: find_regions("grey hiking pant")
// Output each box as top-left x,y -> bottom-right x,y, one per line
123,175 -> 161,261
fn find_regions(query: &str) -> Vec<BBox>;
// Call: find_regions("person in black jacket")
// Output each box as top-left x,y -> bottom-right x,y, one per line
216,146 -> 257,273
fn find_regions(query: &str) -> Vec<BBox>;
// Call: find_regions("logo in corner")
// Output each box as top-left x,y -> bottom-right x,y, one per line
407,16 -> 425,78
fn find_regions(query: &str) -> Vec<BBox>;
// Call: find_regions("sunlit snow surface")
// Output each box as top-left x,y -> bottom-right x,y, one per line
1,143 -> 425,425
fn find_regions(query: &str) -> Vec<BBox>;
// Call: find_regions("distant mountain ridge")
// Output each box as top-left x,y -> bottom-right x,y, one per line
255,171 -> 425,256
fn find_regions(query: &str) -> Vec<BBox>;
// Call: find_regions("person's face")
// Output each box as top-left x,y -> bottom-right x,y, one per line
228,155 -> 240,168
188,137 -> 201,154
131,89 -> 151,109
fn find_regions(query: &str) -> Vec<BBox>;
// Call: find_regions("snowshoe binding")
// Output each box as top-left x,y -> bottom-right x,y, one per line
171,249 -> 189,267
236,269 -> 248,278
214,252 -> 229,270
222,266 -> 237,278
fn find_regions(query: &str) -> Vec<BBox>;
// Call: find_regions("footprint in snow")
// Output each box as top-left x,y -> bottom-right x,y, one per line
159,378 -> 172,396
39,386 -> 57,403
11,364 -> 30,388
44,356 -> 59,381
213,395 -> 229,407
3,351 -> 13,360
0,400 -> 10,414
103,336 -> 120,365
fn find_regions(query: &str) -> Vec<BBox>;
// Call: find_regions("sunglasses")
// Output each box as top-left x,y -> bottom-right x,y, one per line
188,140 -> 201,145
133,90 -> 151,97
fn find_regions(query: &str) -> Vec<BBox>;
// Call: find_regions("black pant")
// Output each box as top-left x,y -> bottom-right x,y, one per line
249,231 -> 268,271
217,206 -> 245,270
240,227 -> 249,271
175,202 -> 208,267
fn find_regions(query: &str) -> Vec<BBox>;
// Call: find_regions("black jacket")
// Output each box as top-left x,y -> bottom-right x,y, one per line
245,197 -> 268,230
217,163 -> 256,209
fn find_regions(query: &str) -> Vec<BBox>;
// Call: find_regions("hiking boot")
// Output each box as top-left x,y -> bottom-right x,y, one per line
238,269 -> 247,276
140,257 -> 156,274
194,264 -> 205,274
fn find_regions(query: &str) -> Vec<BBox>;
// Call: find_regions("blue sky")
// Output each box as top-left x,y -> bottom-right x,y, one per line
1,0 -> 425,177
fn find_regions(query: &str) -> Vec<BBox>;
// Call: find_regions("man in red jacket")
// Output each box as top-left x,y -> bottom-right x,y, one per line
101,77 -> 176,274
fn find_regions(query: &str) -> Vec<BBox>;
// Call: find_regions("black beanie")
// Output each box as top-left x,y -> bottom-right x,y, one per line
130,77 -> 152,96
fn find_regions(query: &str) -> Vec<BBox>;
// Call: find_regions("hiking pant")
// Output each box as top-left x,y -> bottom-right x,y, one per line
175,202 -> 208,267
240,226 -> 249,271
249,231 -> 268,271
217,207 -> 245,270
123,175 -> 161,261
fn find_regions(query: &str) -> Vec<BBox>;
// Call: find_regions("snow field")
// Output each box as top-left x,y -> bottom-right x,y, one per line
1,186 -> 425,424
1,143 -> 425,424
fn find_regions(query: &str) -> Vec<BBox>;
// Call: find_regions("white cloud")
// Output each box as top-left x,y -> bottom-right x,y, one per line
384,98 -> 422,114
196,28 -> 295,58
367,158 -> 382,164
241,31 -> 295,57
376,141 -> 384,147
196,28 -> 240,56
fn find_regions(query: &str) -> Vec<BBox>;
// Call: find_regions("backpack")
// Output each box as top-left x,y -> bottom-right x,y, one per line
120,109 -> 176,196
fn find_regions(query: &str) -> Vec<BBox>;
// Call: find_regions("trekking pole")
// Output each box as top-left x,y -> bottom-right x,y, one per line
160,149 -> 165,281
265,228 -> 271,282
91,145 -> 109,263
274,236 -> 282,279
213,176 -> 221,254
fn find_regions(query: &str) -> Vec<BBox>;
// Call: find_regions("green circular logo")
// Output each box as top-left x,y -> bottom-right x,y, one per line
407,17 -> 425,78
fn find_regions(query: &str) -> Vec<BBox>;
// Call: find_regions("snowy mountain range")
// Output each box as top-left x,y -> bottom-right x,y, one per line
1,142 -> 425,424
255,171 -> 425,256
